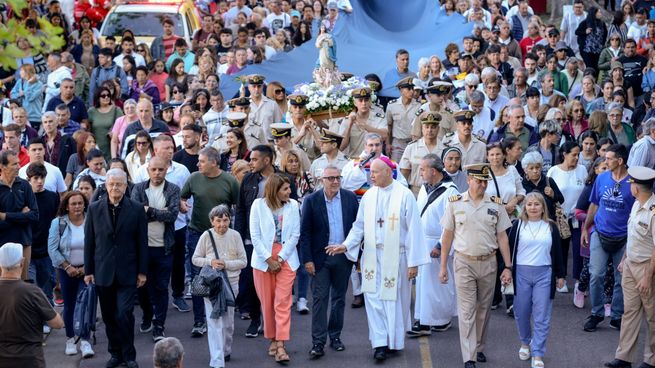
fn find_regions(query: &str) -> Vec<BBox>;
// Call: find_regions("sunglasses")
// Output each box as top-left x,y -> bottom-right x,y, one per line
173,90 -> 181,94
100,94 -> 111,98
274,89 -> 285,95
137,48 -> 145,52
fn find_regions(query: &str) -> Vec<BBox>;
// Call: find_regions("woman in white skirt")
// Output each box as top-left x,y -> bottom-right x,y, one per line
192,205 -> 247,367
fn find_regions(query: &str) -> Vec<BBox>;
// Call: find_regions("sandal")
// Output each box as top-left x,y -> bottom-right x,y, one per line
519,345 -> 530,361
531,357 -> 545,368
268,340 -> 277,356
275,345 -> 290,364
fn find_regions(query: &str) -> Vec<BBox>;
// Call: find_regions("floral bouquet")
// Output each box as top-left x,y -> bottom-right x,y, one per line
292,76 -> 377,120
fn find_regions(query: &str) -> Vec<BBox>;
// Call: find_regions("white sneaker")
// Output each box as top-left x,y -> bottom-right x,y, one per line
43,325 -> 51,334
65,337 -> 78,356
556,283 -> 569,293
297,297 -> 309,314
80,340 -> 94,358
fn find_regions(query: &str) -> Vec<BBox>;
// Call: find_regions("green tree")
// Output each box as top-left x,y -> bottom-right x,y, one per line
0,0 -> 65,70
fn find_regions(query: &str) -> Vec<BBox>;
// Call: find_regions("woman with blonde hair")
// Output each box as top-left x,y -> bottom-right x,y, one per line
429,55 -> 443,79
230,159 -> 250,184
266,81 -> 288,120
508,192 -> 565,368
563,100 -> 589,140
136,42 -> 153,66
587,110 -> 609,138
249,173 -> 300,363
494,105 -> 511,128
547,94 -> 568,113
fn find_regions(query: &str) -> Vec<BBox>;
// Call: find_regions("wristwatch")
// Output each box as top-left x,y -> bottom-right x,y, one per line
504,265 -> 512,270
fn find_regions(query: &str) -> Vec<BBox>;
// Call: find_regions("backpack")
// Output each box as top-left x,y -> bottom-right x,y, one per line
73,282 -> 97,344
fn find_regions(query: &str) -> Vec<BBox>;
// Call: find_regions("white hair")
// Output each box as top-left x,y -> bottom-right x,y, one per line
417,57 -> 429,70
106,168 -> 127,184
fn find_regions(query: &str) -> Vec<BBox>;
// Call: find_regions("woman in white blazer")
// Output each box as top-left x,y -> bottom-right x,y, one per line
249,173 -> 300,363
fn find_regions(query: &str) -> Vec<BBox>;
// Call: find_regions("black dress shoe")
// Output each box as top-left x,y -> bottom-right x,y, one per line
105,357 -> 123,368
330,338 -> 345,351
638,362 -> 655,368
465,361 -> 477,368
604,359 -> 632,368
584,315 -> 604,332
310,343 -> 325,358
374,346 -> 387,361
610,318 -> 622,330
352,295 -> 365,308
225,354 -> 231,362
476,352 -> 487,362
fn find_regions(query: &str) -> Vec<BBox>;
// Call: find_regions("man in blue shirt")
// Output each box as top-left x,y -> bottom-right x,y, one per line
381,49 -> 417,98
582,144 -> 634,332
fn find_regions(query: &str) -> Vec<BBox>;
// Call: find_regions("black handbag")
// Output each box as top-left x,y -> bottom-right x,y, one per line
207,231 -> 237,307
190,231 -> 224,298
597,232 -> 627,254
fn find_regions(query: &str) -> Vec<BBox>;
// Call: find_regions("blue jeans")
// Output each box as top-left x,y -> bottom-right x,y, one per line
29,257 -> 54,303
58,268 -> 88,339
513,265 -> 552,358
186,228 -> 205,324
296,266 -> 309,299
589,231 -> 624,319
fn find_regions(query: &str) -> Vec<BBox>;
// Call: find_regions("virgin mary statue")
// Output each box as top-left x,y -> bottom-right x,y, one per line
314,23 -> 340,87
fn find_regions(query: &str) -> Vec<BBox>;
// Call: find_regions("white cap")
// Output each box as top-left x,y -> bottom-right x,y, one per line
0,243 -> 23,268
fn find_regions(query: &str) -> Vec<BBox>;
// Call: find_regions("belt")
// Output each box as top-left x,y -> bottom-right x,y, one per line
455,250 -> 496,261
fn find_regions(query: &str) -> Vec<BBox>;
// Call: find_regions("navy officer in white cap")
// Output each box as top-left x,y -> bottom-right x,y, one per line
606,166 -> 655,368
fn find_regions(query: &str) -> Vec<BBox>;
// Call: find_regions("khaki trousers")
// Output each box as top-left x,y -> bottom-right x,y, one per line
453,254 -> 497,363
615,259 -> 655,365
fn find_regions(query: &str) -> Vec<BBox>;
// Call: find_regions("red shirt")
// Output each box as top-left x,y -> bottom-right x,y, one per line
162,35 -> 180,59
18,147 -> 29,168
519,36 -> 542,61
149,72 -> 169,101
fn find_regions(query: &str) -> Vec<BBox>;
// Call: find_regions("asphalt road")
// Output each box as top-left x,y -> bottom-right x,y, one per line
44,282 -> 645,368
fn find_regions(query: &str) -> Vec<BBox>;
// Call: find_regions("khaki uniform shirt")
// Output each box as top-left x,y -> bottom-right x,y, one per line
411,102 -> 457,141
626,194 -> 655,263
291,123 -> 320,160
339,111 -> 386,158
441,192 -> 512,256
438,132 -> 487,169
249,96 -> 283,141
399,139 -> 440,188
309,151 -> 350,189
386,98 -> 421,141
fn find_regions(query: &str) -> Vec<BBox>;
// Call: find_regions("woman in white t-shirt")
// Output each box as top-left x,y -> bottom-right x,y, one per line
508,192 -> 565,368
546,141 -> 588,294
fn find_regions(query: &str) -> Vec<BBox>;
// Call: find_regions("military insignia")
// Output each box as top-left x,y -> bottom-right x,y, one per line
638,221 -> 649,229
487,208 -> 498,217
445,132 -> 455,137
384,277 -> 396,288
650,204 -> 655,215
448,194 -> 462,202
364,269 -> 375,280
376,112 -> 384,118
490,195 -> 503,204
295,96 -> 303,104
415,108 -> 424,116
388,99 -> 398,104
445,107 -> 453,114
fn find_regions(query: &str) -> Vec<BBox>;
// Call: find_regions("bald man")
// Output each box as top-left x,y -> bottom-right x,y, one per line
333,158 -> 428,361
131,156 -> 181,342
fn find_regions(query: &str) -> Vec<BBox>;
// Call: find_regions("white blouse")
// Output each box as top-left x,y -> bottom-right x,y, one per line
547,165 -> 588,216
517,220 -> 552,267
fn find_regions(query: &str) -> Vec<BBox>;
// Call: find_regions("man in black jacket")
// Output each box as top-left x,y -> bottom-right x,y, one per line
299,165 -> 359,358
234,144 -> 297,338
84,168 -> 148,368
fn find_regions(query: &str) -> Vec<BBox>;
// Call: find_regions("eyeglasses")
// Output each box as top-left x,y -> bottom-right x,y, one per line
137,48 -> 145,52
274,89 -> 285,95
323,176 -> 342,182
173,90 -> 181,94
100,94 -> 110,98
136,141 -> 150,146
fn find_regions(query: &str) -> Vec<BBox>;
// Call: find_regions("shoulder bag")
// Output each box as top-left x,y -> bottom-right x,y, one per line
545,177 -> 571,239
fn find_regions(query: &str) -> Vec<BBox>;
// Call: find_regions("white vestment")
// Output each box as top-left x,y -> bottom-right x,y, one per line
414,182 -> 459,326
343,181 -> 429,349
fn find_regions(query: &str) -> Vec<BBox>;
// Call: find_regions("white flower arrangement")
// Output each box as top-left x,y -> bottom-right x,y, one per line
293,76 -> 377,116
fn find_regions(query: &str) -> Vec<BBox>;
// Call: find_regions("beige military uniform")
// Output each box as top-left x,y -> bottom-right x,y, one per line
411,102 -> 457,142
249,96 -> 283,141
275,144 -> 312,171
291,123 -> 320,160
615,195 -> 655,366
399,138 -> 440,195
243,121 -> 268,150
386,98 -> 421,162
438,132 -> 487,169
441,192 -> 512,363
309,151 -> 350,189
339,111 -> 386,158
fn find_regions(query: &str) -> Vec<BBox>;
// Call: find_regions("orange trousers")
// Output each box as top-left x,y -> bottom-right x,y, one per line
253,243 -> 296,341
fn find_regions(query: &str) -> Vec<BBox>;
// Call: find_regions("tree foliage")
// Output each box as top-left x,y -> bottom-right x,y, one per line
0,0 -> 66,69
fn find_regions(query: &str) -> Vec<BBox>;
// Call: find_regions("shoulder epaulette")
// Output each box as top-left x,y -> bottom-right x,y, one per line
448,194 -> 462,202
415,108 -> 424,116
376,112 -> 384,118
388,99 -> 398,104
490,195 -> 503,204
650,204 -> 655,214
474,133 -> 487,143
445,132 -> 455,138
444,107 -> 453,114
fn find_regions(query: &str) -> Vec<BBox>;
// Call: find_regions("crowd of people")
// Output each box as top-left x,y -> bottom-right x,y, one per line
1,0 -> 655,368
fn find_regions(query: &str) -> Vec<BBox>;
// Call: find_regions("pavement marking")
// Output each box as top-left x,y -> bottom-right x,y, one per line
419,335 -> 433,368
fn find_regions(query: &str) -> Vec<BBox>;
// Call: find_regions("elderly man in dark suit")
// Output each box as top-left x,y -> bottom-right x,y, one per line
300,165 -> 359,359
84,168 -> 148,368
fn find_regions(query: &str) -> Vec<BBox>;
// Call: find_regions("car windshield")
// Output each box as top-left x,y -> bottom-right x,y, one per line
101,12 -> 184,37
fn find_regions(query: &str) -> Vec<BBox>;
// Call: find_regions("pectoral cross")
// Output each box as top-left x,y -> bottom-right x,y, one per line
388,213 -> 399,231
377,218 -> 384,228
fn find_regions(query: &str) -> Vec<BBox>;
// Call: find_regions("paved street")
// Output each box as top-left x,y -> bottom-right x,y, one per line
44,283 -> 645,368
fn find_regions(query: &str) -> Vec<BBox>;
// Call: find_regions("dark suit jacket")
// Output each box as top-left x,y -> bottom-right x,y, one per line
299,188 -> 359,272
84,195 -> 148,287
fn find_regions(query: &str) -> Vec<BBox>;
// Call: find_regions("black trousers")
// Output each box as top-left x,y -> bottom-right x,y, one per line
138,247 -> 173,328
236,240 -> 261,321
170,227 -> 187,299
97,279 -> 137,362
311,254 -> 353,345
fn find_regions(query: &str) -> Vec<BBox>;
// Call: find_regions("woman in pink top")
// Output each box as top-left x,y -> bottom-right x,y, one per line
149,59 -> 169,102
110,99 -> 138,158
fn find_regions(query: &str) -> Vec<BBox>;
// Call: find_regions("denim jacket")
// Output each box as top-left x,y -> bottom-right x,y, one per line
48,215 -> 86,268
